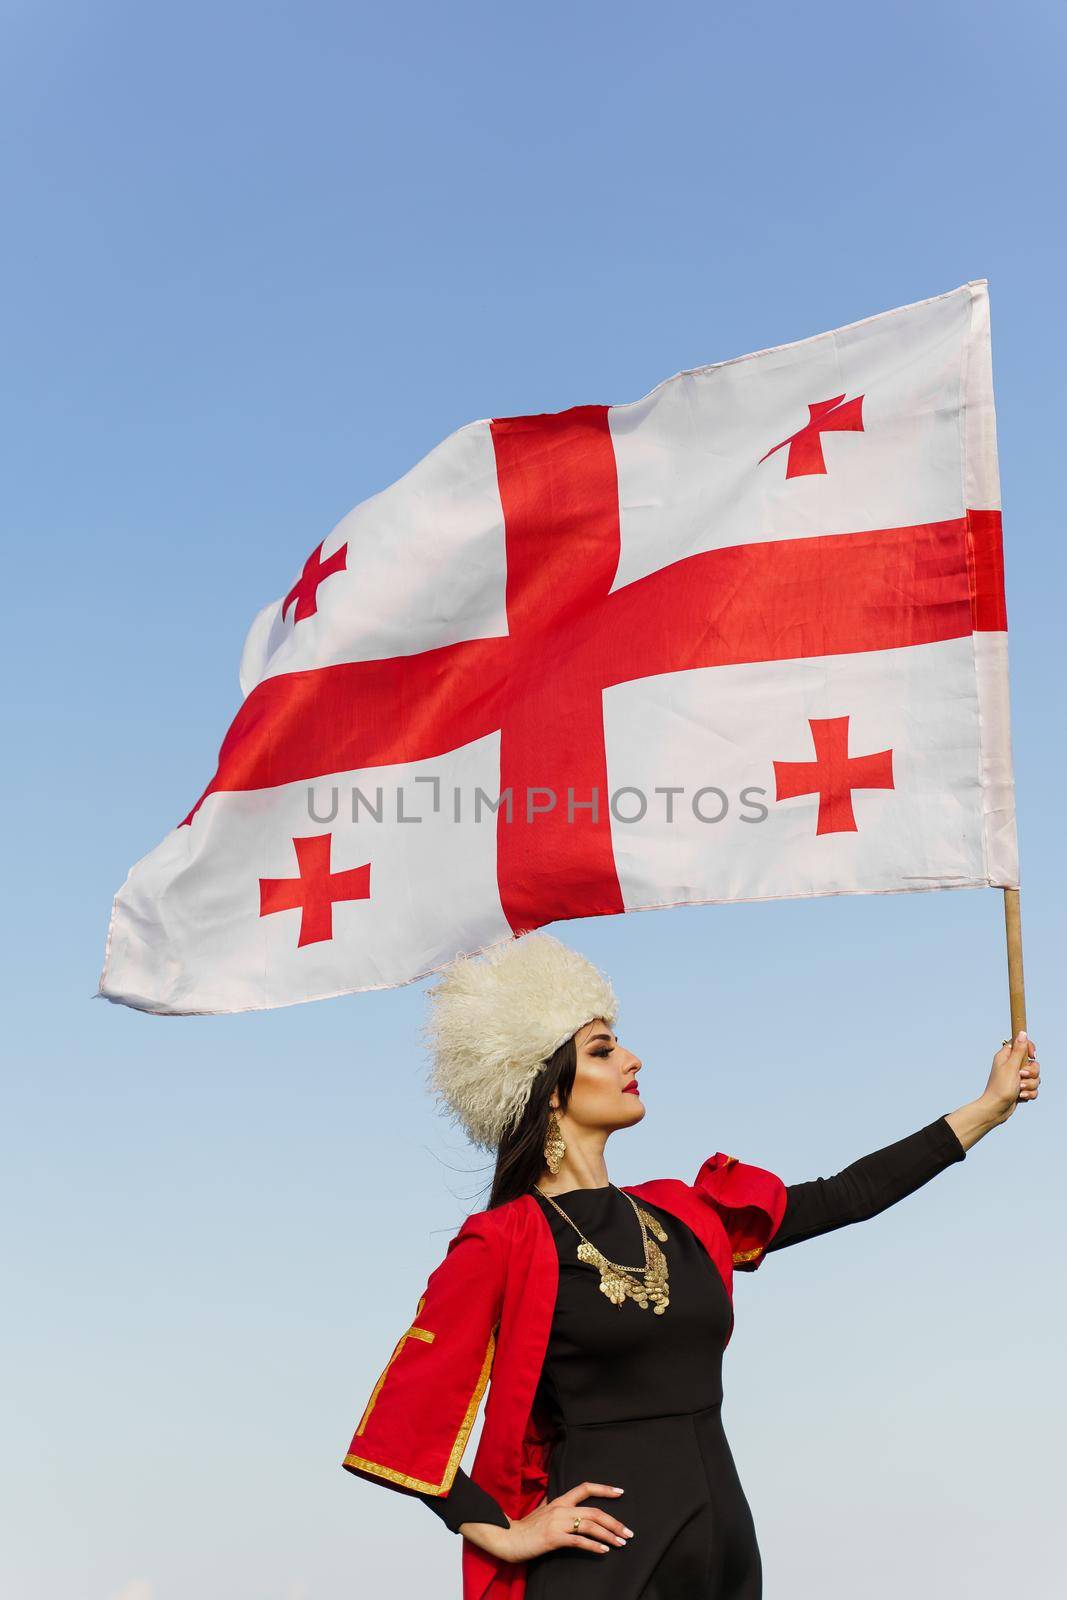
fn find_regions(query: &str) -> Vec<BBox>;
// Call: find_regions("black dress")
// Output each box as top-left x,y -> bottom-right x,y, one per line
418,1115 -> 966,1597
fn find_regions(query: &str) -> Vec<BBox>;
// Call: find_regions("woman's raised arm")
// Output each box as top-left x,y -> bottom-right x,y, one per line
767,1034 -> 1040,1254
766,1113 -> 964,1252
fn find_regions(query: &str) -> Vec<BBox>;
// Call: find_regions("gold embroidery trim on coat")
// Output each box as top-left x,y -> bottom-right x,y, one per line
354,1295 -> 435,1437
343,1323 -> 498,1496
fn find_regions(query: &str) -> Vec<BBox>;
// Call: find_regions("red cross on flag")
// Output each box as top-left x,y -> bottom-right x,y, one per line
100,281 -> 1018,1015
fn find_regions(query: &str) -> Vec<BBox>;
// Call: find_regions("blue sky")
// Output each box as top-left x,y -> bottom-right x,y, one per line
2,3 -> 1063,1597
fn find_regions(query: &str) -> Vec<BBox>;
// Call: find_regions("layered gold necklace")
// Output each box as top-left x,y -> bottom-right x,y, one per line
534,1182 -> 671,1314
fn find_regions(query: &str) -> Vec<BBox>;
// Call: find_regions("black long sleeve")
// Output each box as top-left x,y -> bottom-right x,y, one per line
766,1113 -> 966,1253
416,1467 -> 511,1535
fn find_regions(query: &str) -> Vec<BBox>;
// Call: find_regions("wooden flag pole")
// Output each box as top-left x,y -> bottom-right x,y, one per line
1003,887 -> 1027,1039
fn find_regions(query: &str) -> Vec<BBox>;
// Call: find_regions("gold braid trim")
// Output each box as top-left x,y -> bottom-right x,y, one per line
354,1296 -> 435,1437
343,1324 -> 498,1497
732,1245 -> 765,1264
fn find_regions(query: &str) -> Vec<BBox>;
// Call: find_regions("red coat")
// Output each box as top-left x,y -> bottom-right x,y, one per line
342,1152 -> 787,1600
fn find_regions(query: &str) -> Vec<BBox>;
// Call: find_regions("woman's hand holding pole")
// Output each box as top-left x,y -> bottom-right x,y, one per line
945,1033 -> 1040,1152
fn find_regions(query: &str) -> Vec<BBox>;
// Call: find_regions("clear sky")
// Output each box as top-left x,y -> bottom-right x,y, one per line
2,3 -> 1063,1598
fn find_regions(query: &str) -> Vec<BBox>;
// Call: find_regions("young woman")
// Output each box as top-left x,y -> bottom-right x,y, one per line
342,933 -> 1039,1600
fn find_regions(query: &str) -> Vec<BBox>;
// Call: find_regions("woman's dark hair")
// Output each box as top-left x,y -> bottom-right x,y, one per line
487,1033 -> 577,1209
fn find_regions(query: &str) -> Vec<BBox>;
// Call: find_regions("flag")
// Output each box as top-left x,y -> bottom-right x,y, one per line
100,281 -> 1017,1015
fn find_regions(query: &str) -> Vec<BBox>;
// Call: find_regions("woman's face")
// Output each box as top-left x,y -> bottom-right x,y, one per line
552,1017 -> 645,1134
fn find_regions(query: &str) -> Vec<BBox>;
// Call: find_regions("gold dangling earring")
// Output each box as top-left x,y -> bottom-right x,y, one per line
544,1109 -> 566,1175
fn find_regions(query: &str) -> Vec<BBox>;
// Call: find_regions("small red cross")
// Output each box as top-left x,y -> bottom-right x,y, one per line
773,716 -> 893,835
259,834 -> 370,946
760,394 -> 864,479
282,539 -> 348,624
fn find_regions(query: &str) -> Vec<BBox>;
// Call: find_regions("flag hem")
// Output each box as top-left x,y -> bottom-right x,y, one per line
98,874 -> 1017,1017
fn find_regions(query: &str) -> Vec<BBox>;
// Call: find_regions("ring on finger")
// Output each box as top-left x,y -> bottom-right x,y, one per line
572,1515 -> 582,1534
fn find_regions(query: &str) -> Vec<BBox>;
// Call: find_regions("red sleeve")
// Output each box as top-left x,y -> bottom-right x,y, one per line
342,1214 -> 505,1496
693,1151 -> 788,1271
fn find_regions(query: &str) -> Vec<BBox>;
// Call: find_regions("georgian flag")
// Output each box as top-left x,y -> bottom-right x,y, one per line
100,282 -> 1017,1015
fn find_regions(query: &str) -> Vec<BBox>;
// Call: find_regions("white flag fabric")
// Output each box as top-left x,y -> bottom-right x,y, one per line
100,281 -> 1017,1015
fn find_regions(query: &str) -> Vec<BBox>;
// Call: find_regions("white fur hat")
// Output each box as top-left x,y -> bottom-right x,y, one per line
423,933 -> 619,1151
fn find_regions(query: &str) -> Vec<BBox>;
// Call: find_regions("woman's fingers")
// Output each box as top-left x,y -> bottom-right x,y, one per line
1007,1032 -> 1031,1070
556,1480 -> 624,1505
555,1512 -> 628,1552
1017,1038 -> 1040,1099
995,1033 -> 1041,1106
586,1508 -> 633,1538
547,1483 -> 633,1553
565,1532 -> 614,1554
573,1507 -> 632,1542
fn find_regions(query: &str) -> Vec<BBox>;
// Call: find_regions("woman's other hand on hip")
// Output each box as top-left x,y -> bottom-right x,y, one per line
461,1480 -> 634,1563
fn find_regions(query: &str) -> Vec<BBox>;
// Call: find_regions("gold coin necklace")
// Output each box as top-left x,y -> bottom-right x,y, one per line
534,1182 -> 671,1314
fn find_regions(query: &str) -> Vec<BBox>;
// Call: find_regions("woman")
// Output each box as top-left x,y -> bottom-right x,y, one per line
342,933 -> 1040,1600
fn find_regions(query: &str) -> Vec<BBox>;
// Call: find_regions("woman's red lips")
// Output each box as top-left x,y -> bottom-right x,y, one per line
623,1081 -> 641,1095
